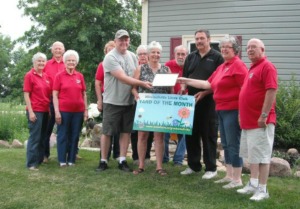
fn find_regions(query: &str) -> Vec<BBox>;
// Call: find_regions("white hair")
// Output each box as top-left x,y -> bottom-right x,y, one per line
63,50 -> 80,63
147,41 -> 162,53
136,45 -> 148,54
32,52 -> 47,64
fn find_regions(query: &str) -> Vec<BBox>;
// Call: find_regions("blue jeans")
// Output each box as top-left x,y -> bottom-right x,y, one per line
218,110 -> 243,167
57,112 -> 83,164
44,100 -> 55,158
163,133 -> 186,164
26,111 -> 49,168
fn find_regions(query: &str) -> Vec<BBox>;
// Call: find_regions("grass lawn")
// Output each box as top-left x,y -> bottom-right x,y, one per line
0,148 -> 299,209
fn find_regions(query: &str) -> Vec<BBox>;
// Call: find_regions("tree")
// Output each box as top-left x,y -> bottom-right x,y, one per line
17,0 -> 142,102
0,34 -> 14,97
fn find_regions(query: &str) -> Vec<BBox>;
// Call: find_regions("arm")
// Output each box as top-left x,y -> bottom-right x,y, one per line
24,92 -> 36,122
95,79 -> 103,112
110,68 -> 152,89
83,91 -> 88,121
131,66 -> 141,100
53,90 -> 61,125
258,88 -> 277,127
177,77 -> 211,89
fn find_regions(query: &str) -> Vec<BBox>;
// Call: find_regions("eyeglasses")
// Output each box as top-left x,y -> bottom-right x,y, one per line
220,46 -> 233,49
138,53 -> 147,56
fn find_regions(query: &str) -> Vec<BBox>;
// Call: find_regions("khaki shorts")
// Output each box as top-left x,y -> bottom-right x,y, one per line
239,124 -> 275,164
102,103 -> 135,136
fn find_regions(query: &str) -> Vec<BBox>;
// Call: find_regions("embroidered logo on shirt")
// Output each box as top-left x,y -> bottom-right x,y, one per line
76,79 -> 81,84
249,72 -> 254,79
206,58 -> 214,62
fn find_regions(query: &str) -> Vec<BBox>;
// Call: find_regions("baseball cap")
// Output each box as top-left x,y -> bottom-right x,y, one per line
115,29 -> 129,39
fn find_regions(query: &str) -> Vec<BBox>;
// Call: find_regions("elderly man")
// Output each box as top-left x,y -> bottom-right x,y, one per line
237,38 -> 277,201
96,29 -> 152,172
163,45 -> 188,166
181,29 -> 224,179
43,41 -> 65,163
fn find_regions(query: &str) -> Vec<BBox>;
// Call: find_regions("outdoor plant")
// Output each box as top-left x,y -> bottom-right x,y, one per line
275,76 -> 300,150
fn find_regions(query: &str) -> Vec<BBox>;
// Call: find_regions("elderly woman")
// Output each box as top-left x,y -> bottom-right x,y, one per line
132,41 -> 172,175
24,52 -> 51,171
131,44 -> 153,165
178,36 -> 248,188
53,50 -> 88,167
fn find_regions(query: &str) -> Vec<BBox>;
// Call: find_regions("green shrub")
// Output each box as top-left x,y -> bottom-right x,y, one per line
275,76 -> 300,150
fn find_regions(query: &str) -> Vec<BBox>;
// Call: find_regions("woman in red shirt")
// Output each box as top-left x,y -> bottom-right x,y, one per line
23,52 -> 51,171
53,50 -> 88,167
178,36 -> 248,189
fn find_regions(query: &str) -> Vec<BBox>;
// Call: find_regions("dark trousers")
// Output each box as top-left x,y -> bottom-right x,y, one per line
44,101 -> 55,158
186,98 -> 218,172
107,134 -> 120,160
131,131 -> 153,160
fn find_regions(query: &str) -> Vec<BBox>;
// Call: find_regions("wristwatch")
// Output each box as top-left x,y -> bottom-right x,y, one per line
261,112 -> 268,118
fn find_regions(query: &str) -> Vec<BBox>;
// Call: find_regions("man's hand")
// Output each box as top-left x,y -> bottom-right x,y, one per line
142,81 -> 152,89
258,116 -> 267,128
97,100 -> 103,112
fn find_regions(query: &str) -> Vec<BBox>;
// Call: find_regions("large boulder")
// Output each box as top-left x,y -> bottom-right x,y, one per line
90,124 -> 102,148
11,139 -> 23,148
270,157 -> 292,177
0,140 -> 10,148
287,148 -> 299,158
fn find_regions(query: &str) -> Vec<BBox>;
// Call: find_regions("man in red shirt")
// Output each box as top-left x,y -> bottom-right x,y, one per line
237,38 -> 278,201
43,41 -> 65,163
163,45 -> 188,166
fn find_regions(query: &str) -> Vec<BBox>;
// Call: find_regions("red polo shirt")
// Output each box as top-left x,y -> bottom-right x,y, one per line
208,56 -> 248,110
43,57 -> 65,89
53,70 -> 86,112
165,59 -> 183,94
95,62 -> 104,93
239,57 -> 278,129
23,68 -> 51,112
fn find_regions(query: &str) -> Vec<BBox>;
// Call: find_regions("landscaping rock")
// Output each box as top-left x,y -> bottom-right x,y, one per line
81,138 -> 92,148
90,124 -> 102,148
287,148 -> 299,158
270,157 -> 291,177
295,171 -> 300,177
50,133 -> 57,148
11,139 -> 23,148
0,140 -> 10,148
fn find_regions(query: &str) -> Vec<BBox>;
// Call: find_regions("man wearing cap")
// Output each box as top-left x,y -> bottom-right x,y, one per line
96,29 -> 152,172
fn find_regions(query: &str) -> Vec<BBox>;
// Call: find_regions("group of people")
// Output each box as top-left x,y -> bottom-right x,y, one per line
24,42 -> 87,169
24,28 -> 277,202
177,29 -> 277,201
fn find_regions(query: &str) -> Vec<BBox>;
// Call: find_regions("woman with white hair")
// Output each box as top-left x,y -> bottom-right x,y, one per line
132,41 -> 172,176
53,50 -> 88,167
23,52 -> 51,170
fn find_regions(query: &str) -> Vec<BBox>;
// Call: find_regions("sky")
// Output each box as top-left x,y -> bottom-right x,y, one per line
0,0 -> 33,40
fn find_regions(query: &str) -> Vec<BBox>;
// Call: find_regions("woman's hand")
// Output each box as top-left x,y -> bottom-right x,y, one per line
55,111 -> 62,125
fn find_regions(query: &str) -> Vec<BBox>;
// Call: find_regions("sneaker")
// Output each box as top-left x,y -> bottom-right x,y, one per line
28,166 -> 39,171
180,167 -> 195,175
202,171 -> 217,179
95,161 -> 108,172
250,187 -> 270,201
237,181 -> 258,194
118,161 -> 132,172
60,163 -> 67,168
68,163 -> 75,166
214,177 -> 232,184
223,181 -> 243,189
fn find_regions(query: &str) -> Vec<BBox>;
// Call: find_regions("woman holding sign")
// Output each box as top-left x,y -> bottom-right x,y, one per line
132,41 -> 172,176
178,36 -> 247,189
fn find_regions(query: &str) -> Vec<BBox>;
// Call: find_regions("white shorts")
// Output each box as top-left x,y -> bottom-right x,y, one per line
239,124 -> 275,164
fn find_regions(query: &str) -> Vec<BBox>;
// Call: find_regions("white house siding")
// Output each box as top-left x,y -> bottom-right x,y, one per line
145,0 -> 300,81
